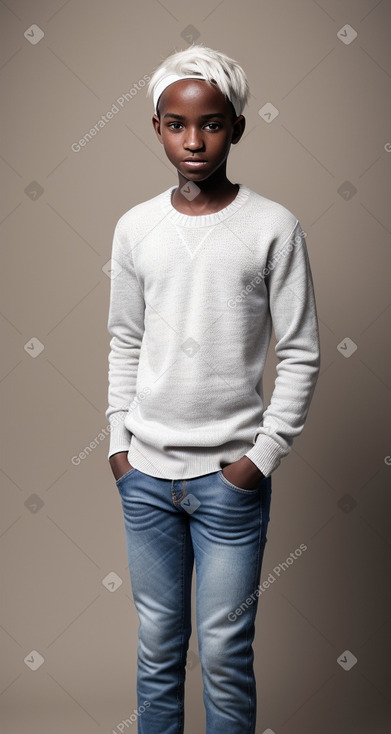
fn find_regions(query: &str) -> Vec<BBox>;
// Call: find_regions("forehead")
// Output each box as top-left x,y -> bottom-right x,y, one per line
158,78 -> 229,114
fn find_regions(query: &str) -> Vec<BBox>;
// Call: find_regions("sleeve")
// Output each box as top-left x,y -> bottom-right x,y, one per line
105,218 -> 145,459
245,220 -> 321,477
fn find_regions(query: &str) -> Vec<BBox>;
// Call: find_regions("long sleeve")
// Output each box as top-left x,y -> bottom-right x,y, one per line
105,218 -> 145,459
245,221 -> 321,477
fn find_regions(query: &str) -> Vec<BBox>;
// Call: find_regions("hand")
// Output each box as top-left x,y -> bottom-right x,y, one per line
109,451 -> 133,481
222,456 -> 265,490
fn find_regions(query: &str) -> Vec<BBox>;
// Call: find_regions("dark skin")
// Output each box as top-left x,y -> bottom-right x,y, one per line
109,79 -> 265,489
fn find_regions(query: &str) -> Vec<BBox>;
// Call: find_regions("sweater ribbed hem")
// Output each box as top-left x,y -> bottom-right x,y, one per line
127,435 -> 254,480
245,435 -> 288,478
107,413 -> 132,459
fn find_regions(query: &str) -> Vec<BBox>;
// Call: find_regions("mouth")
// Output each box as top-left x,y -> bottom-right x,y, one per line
182,160 -> 208,168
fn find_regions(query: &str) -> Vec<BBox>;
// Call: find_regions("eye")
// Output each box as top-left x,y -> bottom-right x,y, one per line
166,121 -> 222,131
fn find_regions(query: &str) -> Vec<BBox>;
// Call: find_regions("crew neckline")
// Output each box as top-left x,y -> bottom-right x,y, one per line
161,183 -> 250,227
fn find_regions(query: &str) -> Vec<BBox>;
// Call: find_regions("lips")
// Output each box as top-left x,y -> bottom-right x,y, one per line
182,160 -> 208,169
183,159 -> 207,162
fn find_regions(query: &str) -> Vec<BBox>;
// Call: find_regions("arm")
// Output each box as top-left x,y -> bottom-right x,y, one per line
105,218 -> 145,476
243,220 -> 321,479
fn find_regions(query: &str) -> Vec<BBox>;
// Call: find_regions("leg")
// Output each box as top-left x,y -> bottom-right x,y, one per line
116,468 -> 195,734
188,469 -> 272,734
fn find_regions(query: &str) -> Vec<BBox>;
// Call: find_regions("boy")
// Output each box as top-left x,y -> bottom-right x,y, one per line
105,44 -> 320,734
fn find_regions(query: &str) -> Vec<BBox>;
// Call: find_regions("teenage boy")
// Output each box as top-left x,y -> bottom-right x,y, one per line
106,44 -> 320,734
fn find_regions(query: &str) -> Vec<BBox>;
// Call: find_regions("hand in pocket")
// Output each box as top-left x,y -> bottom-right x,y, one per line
222,456 -> 265,490
109,451 -> 133,481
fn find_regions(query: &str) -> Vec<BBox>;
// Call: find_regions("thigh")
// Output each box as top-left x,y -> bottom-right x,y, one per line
189,470 -> 272,622
116,468 -> 194,613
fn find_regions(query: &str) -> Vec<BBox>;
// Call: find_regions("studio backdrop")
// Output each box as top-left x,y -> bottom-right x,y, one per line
1,1 -> 390,733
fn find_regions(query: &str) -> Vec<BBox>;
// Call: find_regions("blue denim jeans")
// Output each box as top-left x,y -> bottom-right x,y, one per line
115,466 -> 272,734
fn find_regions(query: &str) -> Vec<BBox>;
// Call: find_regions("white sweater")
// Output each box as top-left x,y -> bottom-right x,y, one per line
105,184 -> 320,479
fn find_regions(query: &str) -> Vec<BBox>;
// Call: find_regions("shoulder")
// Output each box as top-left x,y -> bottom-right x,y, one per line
114,187 -> 172,237
243,186 -> 300,237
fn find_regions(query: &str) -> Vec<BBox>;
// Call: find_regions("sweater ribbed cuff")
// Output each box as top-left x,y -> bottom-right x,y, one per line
245,434 -> 287,478
107,412 -> 132,460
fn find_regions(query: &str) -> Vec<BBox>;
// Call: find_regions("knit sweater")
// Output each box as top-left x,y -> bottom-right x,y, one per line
105,183 -> 320,479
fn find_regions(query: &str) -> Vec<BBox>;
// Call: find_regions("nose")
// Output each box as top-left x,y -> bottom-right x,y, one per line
184,126 -> 204,151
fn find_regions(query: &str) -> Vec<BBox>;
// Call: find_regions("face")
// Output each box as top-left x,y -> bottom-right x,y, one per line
152,79 -> 245,182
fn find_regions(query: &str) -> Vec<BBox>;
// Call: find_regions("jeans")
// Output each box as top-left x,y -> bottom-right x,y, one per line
115,466 -> 272,734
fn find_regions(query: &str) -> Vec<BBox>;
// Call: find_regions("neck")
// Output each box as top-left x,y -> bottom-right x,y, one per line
174,164 -> 238,213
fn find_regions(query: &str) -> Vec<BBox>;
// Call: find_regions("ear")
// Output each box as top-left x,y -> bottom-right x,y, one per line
231,115 -> 246,145
152,114 -> 163,143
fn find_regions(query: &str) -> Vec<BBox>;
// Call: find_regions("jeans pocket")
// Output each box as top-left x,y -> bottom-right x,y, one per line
217,469 -> 262,494
115,467 -> 137,487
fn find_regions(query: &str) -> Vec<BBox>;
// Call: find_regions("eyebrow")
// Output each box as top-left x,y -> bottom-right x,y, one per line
162,112 -> 226,120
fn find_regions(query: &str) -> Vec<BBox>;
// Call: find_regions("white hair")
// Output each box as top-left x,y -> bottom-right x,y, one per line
146,44 -> 250,118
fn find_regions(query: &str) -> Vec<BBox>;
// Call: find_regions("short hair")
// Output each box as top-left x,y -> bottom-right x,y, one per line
146,44 -> 250,120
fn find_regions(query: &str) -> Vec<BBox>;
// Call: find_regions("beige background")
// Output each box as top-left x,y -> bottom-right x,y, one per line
1,0 -> 391,732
